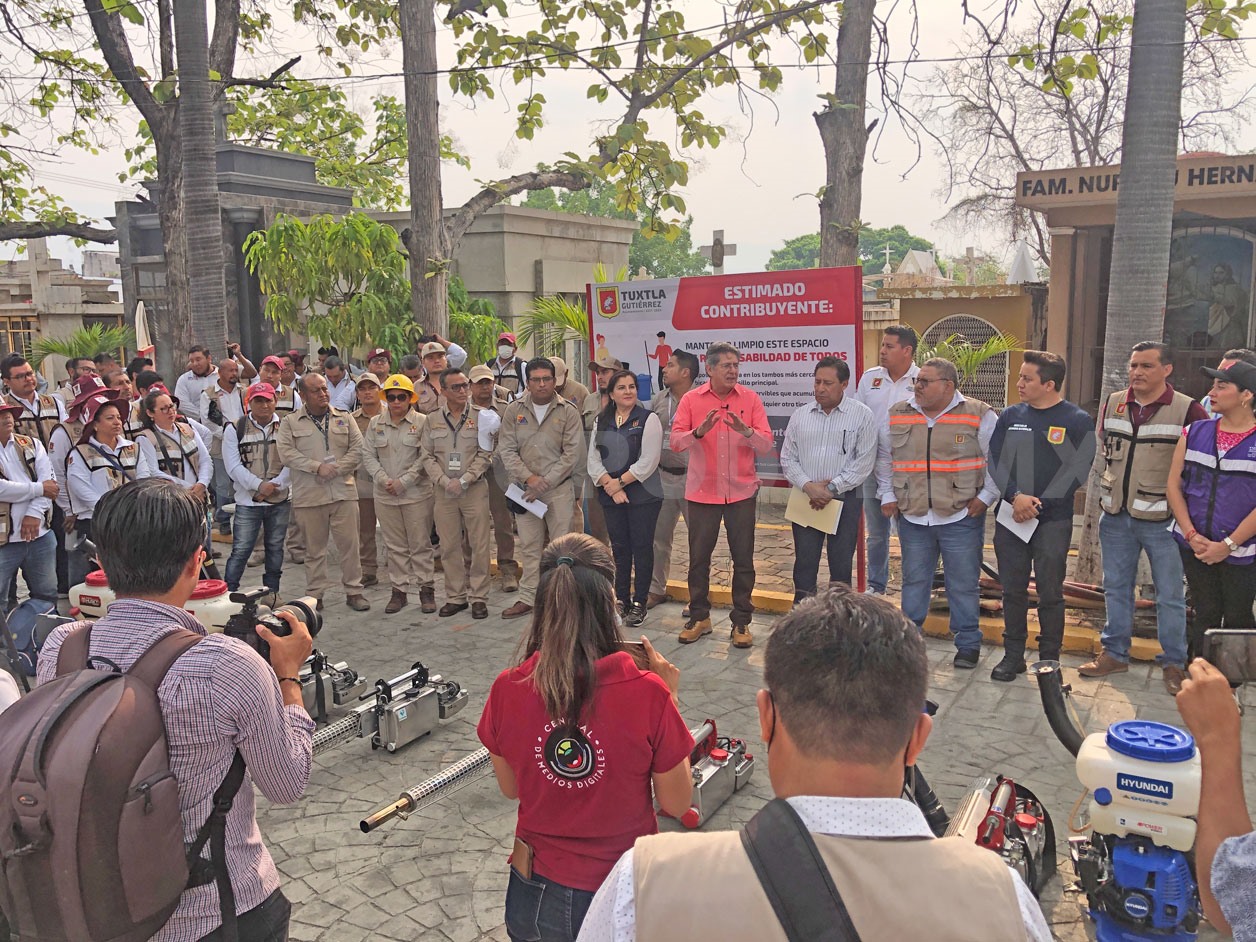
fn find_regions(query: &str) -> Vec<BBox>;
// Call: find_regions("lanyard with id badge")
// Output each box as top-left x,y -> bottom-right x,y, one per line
444,409 -> 470,477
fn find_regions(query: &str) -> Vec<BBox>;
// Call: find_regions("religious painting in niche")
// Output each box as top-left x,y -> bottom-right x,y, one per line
1164,226 -> 1255,350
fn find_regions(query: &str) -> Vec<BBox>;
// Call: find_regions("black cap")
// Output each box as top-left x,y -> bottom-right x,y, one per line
1202,360 -> 1256,393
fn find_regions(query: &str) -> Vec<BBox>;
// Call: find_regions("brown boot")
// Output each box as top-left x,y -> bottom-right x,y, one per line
678,618 -> 713,644
730,624 -> 754,649
501,560 -> 520,593
1078,651 -> 1129,678
502,601 -> 533,619
419,586 -> 437,614
646,593 -> 668,610
1163,665 -> 1187,696
385,589 -> 407,614
346,594 -> 370,612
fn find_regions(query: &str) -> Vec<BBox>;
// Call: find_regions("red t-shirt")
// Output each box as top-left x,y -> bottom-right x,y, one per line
477,651 -> 694,891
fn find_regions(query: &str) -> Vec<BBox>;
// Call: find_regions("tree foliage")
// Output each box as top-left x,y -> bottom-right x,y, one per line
766,225 -> 935,272
29,323 -> 135,368
522,178 -> 708,278
914,332 -> 1021,389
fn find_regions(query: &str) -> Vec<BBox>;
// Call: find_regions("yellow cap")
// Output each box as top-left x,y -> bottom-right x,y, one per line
381,373 -> 417,403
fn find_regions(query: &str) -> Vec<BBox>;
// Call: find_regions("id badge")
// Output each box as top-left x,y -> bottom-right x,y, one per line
447,452 -> 463,475
662,430 -> 671,450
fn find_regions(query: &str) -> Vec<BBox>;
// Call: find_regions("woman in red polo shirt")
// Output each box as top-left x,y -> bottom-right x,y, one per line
477,532 -> 694,942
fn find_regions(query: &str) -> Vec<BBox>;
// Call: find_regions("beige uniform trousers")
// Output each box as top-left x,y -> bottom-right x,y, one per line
358,497 -> 378,578
516,478 -> 576,604
293,501 -> 363,599
375,498 -> 434,591
433,479 -> 492,603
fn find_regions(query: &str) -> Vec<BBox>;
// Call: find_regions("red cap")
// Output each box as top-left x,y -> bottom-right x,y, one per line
260,355 -> 285,370
367,347 -> 392,363
248,382 -> 277,402
497,332 -> 516,346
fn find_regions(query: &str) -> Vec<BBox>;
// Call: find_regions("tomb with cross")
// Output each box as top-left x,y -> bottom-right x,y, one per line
699,229 -> 738,275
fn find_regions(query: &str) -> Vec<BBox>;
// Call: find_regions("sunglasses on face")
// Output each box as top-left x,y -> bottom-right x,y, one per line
385,393 -> 411,402
445,382 -> 469,391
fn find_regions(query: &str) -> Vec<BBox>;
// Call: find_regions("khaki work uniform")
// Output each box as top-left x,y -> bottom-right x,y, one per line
362,409 -> 435,593
497,394 -> 584,604
420,404 -> 493,604
580,391 -> 610,543
558,380 -> 591,532
276,406 -> 363,600
480,390 -> 516,572
351,408 -> 381,579
415,379 -> 443,416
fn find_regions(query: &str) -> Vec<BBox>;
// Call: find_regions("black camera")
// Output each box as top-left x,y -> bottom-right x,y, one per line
223,587 -> 322,662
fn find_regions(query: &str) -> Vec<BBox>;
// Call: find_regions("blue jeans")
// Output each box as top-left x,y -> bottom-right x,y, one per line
862,494 -> 891,593
0,530 -> 57,604
504,868 -> 595,942
898,513 -> 985,652
211,457 -> 233,529
225,502 -> 291,593
1100,511 -> 1188,667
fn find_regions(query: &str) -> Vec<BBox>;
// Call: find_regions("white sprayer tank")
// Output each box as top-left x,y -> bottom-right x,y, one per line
70,571 -> 236,633
1076,720 -> 1200,852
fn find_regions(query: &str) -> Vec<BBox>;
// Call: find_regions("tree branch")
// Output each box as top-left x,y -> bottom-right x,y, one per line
0,220 -> 118,242
225,55 -> 301,89
446,170 -> 589,246
209,0 -> 239,79
83,0 -> 161,125
157,0 -> 174,79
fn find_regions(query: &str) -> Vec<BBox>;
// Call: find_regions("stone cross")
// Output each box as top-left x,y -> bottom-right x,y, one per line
699,229 -> 738,275
882,244 -> 893,274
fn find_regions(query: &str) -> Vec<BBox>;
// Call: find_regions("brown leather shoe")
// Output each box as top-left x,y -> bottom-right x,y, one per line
346,594 -> 370,612
502,601 -> 533,619
385,590 -> 407,614
440,602 -> 469,617
730,624 -> 753,649
362,573 -> 379,588
678,618 -> 712,644
1078,651 -> 1129,678
646,593 -> 668,610
471,602 -> 489,619
315,598 -> 324,612
500,561 -> 519,593
419,586 -> 436,614
1163,665 -> 1187,696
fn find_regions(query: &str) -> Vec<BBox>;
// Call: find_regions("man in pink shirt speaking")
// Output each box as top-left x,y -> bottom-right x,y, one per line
670,341 -> 774,648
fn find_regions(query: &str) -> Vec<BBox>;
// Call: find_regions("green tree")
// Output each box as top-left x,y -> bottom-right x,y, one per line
766,234 -> 820,271
767,226 -> 935,272
522,180 -> 708,278
29,324 -> 136,369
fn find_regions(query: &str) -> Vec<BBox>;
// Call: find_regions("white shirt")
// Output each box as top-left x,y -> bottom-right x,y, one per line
577,795 -> 1051,942
66,436 -> 154,519
222,417 -> 291,506
445,341 -> 468,370
199,382 -> 247,442
326,374 -> 358,412
587,412 -> 664,484
173,368 -> 218,424
137,424 -> 212,490
0,671 -> 19,716
533,401 -> 551,425
0,434 -> 53,542
477,407 -> 502,453
780,396 -> 877,496
48,423 -> 77,515
875,392 -> 1001,527
10,391 -> 67,428
854,363 -> 919,497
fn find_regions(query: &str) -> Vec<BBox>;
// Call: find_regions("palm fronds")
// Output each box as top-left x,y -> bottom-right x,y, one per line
29,324 -> 136,368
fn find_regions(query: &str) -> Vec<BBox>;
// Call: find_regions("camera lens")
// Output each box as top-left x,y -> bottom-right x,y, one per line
272,596 -> 322,638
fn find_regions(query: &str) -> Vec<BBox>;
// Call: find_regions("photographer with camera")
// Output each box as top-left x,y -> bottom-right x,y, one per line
34,478 -> 314,942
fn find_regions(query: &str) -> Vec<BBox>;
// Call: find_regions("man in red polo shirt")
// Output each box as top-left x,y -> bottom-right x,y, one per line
670,341 -> 773,648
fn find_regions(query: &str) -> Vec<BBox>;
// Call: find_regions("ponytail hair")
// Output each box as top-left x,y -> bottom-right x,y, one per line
520,532 -> 623,728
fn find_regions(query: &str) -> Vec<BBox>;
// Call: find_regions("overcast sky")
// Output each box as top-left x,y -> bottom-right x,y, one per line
7,2 -> 1254,274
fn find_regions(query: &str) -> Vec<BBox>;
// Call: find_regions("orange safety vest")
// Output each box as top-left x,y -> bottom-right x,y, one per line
888,397 -> 991,517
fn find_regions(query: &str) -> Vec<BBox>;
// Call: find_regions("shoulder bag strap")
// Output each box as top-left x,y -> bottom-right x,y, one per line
54,623 -> 93,676
126,628 -> 203,688
739,799 -> 863,942
185,752 -> 247,942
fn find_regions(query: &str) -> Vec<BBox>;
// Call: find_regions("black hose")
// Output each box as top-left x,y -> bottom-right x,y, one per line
1030,661 -> 1085,757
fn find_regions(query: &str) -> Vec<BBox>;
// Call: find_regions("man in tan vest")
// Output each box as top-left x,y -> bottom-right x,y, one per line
875,357 -> 998,670
578,587 -> 1050,942
276,372 -> 369,612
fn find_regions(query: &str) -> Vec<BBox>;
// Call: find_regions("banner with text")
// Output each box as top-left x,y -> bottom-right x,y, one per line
587,267 -> 863,482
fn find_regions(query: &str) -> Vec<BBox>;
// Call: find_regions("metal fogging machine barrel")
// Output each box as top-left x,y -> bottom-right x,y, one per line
360,748 -> 494,832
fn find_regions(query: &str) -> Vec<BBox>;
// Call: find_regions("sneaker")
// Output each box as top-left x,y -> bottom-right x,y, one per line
678,618 -> 713,644
440,602 -> 469,617
953,649 -> 980,669
419,586 -> 437,614
990,653 -> 1027,683
1163,665 -> 1187,696
730,624 -> 753,649
385,590 -> 407,614
346,594 -> 370,612
646,593 -> 668,610
624,602 -> 647,628
616,599 -> 628,617
502,601 -> 533,619
1078,651 -> 1129,678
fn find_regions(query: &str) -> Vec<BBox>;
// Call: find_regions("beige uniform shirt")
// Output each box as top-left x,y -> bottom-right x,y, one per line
351,408 -> 380,499
415,378 -> 443,416
497,395 -> 584,490
558,379 -> 591,412
419,404 -> 493,490
275,406 -> 362,508
362,409 -> 431,505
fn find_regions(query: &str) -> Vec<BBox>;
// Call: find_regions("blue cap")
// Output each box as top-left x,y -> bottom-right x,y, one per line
1093,787 -> 1112,806
1106,720 -> 1196,763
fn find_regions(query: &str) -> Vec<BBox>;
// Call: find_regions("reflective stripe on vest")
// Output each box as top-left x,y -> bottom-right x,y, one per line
1100,390 -> 1192,521
888,398 -> 991,518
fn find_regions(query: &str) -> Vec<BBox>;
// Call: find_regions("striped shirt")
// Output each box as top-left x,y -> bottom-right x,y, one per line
36,599 -> 314,942
780,396 -> 878,496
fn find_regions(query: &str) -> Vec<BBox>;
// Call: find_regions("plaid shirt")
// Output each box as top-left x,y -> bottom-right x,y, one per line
36,599 -> 314,941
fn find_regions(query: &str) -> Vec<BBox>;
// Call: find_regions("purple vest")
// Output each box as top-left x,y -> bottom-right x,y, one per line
1172,418 -> 1256,564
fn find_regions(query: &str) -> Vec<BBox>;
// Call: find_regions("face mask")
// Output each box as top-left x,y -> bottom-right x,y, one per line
498,345 -> 513,360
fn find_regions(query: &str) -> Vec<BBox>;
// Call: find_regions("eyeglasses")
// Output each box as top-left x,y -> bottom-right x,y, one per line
385,393 -> 411,402
913,377 -> 952,387
154,404 -> 177,413
445,382 -> 469,391
8,371 -> 34,381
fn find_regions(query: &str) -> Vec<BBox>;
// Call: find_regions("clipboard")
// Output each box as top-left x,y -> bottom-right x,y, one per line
785,487 -> 841,535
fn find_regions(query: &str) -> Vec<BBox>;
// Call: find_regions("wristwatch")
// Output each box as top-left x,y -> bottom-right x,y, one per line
1224,536 -> 1239,552
827,481 -> 841,497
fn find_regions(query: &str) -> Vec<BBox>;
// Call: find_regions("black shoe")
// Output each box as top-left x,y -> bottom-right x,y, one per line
624,602 -> 647,628
615,599 -> 628,617
439,602 -> 469,617
953,649 -> 980,669
471,602 -> 489,619
990,653 -> 1027,682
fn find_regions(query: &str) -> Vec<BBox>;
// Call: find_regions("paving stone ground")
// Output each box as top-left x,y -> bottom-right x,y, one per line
240,514 -> 1256,942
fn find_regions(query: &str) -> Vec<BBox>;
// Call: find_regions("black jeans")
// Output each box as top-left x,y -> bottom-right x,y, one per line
790,489 -> 861,603
197,890 -> 291,942
1181,549 -> 1256,661
601,498 -> 662,606
687,497 -> 757,626
504,869 -> 595,942
994,516 -> 1072,660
